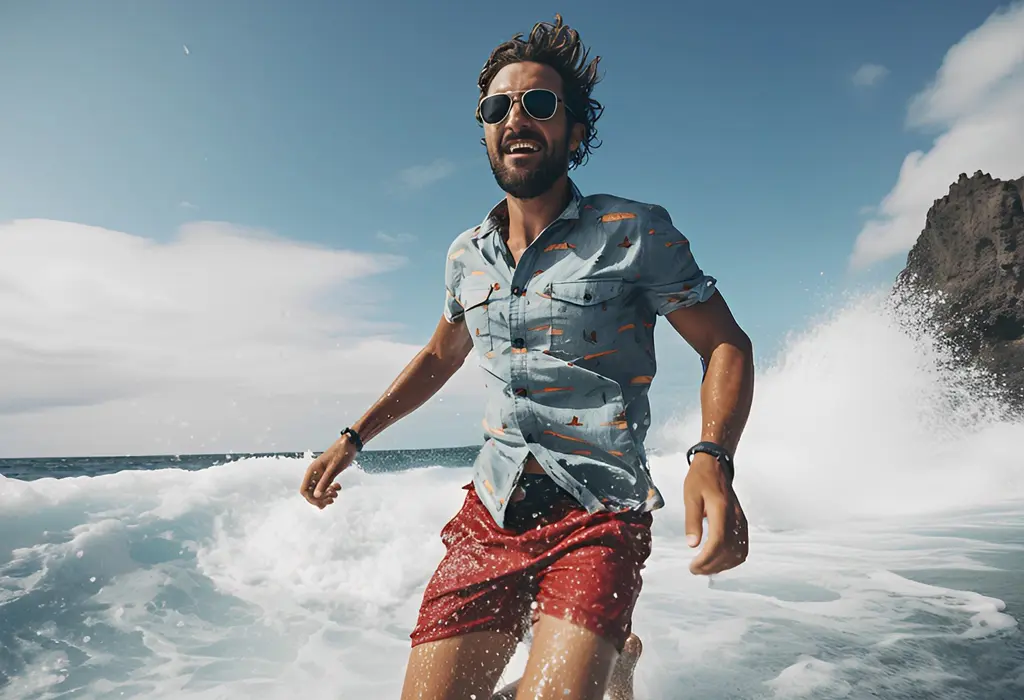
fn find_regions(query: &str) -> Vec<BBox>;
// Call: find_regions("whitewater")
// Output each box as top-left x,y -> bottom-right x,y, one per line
1,291 -> 1023,699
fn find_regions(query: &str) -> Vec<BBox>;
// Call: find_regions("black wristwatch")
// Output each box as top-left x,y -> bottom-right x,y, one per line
686,441 -> 734,483
340,426 -> 364,452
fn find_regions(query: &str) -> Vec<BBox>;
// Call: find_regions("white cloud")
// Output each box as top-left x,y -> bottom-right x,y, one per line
0,219 -> 485,457
850,2 -> 1024,269
397,159 -> 456,190
852,63 -> 889,88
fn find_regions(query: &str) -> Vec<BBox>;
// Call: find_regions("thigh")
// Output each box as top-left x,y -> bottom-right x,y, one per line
534,512 -> 652,653
410,485 -> 535,647
401,630 -> 518,700
513,613 -> 619,700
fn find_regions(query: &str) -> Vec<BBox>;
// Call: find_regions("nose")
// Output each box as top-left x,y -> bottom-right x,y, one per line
505,94 -> 532,130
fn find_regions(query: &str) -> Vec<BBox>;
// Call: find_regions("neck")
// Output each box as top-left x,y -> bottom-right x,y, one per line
505,175 -> 572,248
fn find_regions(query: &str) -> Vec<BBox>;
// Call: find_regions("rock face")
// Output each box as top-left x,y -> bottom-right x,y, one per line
894,170 -> 1024,411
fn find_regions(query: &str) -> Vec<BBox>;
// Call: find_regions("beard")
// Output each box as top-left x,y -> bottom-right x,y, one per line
488,135 -> 570,200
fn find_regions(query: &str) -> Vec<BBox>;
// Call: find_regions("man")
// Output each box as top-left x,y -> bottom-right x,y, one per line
300,15 -> 754,700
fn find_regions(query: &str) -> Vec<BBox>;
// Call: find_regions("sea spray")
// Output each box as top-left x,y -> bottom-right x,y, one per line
2,291 -> 1022,699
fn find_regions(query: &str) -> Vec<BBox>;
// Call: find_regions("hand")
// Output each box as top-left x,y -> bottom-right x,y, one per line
683,452 -> 748,575
299,435 -> 358,509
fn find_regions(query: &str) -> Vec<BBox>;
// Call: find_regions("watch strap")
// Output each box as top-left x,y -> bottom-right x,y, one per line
340,426 -> 364,452
686,441 -> 735,483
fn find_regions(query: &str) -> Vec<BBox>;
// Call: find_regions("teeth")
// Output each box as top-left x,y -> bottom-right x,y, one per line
507,140 -> 540,153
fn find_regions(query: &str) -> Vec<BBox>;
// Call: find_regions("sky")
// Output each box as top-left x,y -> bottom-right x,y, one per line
1,0 -> 1023,458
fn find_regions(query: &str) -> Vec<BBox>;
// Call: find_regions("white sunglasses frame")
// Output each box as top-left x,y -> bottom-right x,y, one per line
476,88 -> 576,125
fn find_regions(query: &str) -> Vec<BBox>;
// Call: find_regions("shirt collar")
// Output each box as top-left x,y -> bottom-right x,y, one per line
475,179 -> 583,240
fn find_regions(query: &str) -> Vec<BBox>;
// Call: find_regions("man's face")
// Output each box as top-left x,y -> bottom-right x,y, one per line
482,61 -> 582,200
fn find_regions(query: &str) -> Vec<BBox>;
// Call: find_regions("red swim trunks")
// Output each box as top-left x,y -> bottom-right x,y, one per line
409,478 -> 653,653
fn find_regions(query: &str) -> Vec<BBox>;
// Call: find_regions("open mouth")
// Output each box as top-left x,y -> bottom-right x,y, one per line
503,139 -> 543,156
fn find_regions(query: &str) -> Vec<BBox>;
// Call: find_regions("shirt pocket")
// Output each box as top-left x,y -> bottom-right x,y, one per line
546,278 -> 625,361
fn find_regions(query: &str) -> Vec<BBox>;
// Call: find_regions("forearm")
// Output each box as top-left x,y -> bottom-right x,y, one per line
698,333 -> 754,455
350,344 -> 466,446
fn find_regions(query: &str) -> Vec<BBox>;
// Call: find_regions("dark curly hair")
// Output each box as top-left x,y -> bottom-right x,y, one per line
476,14 -> 604,169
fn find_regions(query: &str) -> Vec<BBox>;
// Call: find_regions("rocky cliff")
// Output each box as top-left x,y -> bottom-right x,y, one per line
894,170 -> 1024,411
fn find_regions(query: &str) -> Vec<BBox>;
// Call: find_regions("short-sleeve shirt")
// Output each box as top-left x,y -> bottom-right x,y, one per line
444,181 -> 717,528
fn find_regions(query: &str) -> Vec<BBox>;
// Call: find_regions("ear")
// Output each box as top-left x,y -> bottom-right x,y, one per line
569,121 -> 586,153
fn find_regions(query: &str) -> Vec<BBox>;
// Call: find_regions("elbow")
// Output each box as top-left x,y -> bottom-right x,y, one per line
732,328 -> 753,360
424,340 -> 470,374
734,330 -> 754,373
706,327 -> 753,373
714,326 -> 752,358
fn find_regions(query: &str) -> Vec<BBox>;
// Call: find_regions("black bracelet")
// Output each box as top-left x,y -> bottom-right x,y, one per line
686,441 -> 735,483
340,426 -> 364,452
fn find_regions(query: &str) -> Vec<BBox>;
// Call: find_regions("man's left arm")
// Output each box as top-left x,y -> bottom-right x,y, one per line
665,292 -> 754,459
636,204 -> 754,575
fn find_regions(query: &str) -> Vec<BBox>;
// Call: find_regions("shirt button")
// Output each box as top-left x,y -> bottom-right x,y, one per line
512,286 -> 521,296
512,338 -> 526,349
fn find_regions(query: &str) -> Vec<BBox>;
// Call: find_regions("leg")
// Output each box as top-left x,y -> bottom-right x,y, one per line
606,633 -> 642,700
401,630 -> 518,700
514,508 -> 652,699
493,632 -> 642,700
405,485 -> 534,699
514,613 -> 618,700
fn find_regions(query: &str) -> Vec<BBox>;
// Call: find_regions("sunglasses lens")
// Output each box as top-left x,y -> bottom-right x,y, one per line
480,94 -> 512,124
523,90 -> 558,120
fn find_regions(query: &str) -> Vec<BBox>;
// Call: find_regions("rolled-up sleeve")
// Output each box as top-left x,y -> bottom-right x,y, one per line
442,241 -> 467,323
638,205 -> 717,316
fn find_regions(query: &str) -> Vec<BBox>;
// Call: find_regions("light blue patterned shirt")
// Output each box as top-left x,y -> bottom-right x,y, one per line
444,182 -> 717,527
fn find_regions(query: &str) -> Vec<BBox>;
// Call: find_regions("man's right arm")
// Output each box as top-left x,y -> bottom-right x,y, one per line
302,239 -> 476,504
302,315 -> 473,505
347,314 -> 473,448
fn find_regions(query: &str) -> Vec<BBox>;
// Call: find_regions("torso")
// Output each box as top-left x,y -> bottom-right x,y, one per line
442,184 -> 716,525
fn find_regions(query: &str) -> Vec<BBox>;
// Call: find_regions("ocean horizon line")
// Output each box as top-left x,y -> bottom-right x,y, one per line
0,444 -> 486,463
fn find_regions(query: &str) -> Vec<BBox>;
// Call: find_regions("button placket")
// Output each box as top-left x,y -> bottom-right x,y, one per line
509,250 -> 537,441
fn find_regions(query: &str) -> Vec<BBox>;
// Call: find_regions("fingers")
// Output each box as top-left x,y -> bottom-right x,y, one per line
311,441 -> 356,500
683,479 -> 705,548
314,486 -> 341,510
299,454 -> 344,509
299,458 -> 322,503
303,480 -> 340,509
313,463 -> 338,499
690,494 -> 748,576
688,494 -> 727,575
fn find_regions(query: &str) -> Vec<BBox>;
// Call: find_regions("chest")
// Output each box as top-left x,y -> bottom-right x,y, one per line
456,236 -> 649,363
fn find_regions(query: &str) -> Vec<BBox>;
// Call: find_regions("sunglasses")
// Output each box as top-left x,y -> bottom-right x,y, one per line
477,89 -> 575,125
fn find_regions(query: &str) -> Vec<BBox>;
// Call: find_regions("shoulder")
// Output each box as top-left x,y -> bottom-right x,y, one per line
445,225 -> 482,260
443,224 -> 489,293
577,194 -> 685,254
578,193 -> 677,229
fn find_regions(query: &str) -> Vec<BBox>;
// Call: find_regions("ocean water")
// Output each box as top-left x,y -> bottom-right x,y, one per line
1,291 -> 1023,700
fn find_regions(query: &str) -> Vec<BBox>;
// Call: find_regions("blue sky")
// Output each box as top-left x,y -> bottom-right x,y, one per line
2,0 -> 1023,457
